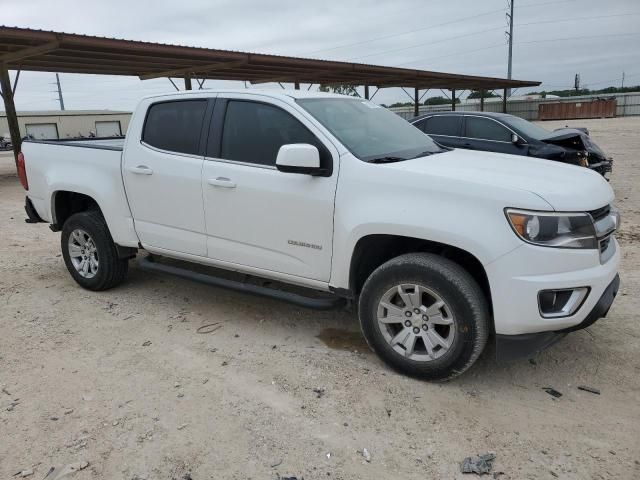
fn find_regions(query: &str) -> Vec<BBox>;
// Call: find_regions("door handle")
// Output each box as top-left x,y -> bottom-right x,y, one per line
207,177 -> 236,188
128,165 -> 154,175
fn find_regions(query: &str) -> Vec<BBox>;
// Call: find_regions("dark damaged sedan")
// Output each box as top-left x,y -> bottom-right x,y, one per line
410,112 -> 612,177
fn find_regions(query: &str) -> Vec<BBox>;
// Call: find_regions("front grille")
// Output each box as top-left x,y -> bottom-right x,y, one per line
589,205 -> 610,222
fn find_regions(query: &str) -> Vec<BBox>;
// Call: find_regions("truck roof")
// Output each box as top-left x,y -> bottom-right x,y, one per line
141,88 -> 349,102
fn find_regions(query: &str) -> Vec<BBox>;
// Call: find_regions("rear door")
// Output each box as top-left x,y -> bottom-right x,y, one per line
414,115 -> 465,149
201,94 -> 339,282
123,98 -> 211,256
462,115 -> 527,156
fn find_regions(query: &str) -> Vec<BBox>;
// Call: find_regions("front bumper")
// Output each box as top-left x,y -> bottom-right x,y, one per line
496,274 -> 620,361
486,236 -> 620,335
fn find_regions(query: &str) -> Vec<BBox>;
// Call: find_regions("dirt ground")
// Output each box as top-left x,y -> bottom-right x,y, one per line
1,117 -> 639,480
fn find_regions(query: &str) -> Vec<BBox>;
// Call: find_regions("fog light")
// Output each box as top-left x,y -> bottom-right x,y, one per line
538,287 -> 589,318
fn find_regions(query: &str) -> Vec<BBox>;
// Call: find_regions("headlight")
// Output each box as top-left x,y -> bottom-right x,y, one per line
505,209 -> 597,249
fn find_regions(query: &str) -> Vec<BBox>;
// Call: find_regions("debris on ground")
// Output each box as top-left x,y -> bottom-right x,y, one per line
460,453 -> 496,475
542,387 -> 562,398
15,468 -> 34,477
578,385 -> 601,395
270,459 -> 283,468
196,323 -> 222,334
7,400 -> 19,411
142,341 -> 152,347
386,408 -> 392,417
528,358 -> 537,366
312,387 -> 325,398
221,361 -> 228,366
361,448 -> 371,463
177,423 -> 188,430
42,461 -> 89,480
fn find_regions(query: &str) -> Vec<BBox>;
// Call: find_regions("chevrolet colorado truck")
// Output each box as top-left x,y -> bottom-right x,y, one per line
19,90 -> 620,380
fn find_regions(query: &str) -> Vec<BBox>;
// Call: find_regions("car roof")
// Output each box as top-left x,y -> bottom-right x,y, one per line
141,88 -> 348,102
411,111 -> 514,122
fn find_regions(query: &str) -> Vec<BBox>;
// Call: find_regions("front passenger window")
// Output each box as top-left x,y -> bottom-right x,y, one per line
465,117 -> 512,142
220,100 -> 329,168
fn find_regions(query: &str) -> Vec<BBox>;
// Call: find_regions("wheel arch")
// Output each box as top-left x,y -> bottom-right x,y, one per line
348,234 -> 493,318
51,190 -> 103,230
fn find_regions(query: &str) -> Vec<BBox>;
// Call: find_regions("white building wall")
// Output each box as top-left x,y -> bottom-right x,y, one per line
0,110 -> 132,140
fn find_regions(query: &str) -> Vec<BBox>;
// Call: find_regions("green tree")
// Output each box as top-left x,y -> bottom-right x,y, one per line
423,96 -> 460,105
318,84 -> 360,96
467,90 -> 499,99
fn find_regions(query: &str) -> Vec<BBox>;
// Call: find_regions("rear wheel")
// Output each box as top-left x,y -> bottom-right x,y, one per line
358,253 -> 489,381
61,210 -> 128,291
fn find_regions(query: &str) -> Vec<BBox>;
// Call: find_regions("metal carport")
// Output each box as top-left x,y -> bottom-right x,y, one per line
0,26 -> 540,162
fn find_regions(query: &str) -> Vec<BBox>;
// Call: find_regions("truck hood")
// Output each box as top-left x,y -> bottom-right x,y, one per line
388,148 -> 614,211
540,129 -> 607,159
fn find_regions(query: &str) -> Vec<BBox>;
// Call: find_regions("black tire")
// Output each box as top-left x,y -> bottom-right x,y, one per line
358,253 -> 489,381
61,210 -> 129,291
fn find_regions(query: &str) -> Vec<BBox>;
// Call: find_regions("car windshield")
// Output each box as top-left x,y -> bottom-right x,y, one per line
504,115 -> 552,140
296,98 -> 445,162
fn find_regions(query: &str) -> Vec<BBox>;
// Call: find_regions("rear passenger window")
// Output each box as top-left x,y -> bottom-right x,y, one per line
423,116 -> 462,136
465,117 -> 512,142
220,100 -> 328,167
142,100 -> 207,155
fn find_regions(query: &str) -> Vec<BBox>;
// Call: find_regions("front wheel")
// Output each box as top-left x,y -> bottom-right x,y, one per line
358,253 -> 489,381
61,210 -> 129,291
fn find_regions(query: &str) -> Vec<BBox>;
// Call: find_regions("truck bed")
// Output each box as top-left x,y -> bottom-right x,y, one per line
25,137 -> 125,151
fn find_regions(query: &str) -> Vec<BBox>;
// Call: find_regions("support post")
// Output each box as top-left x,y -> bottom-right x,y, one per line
294,81 -> 300,90
184,75 -> 192,90
364,85 -> 370,100
451,89 -> 456,111
414,87 -> 419,117
0,67 -> 21,162
502,88 -> 508,113
479,89 -> 485,111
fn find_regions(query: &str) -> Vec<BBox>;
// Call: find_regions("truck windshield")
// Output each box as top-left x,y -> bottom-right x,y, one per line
297,98 -> 445,162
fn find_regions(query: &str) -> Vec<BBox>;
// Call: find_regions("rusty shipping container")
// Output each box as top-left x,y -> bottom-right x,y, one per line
538,98 -> 617,120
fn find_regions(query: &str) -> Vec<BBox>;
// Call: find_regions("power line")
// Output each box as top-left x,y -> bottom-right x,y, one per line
394,31 -> 640,68
301,0 -> 580,58
346,11 -> 640,64
302,7 -> 506,57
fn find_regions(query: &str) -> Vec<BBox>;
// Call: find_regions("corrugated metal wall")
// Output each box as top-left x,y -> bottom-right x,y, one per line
390,92 -> 640,120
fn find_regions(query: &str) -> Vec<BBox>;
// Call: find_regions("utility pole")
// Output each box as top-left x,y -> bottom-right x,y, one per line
621,71 -> 625,88
55,73 -> 65,111
506,0 -> 514,97
574,73 -> 580,93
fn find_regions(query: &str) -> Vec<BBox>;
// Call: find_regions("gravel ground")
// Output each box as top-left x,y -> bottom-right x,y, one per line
1,117 -> 639,479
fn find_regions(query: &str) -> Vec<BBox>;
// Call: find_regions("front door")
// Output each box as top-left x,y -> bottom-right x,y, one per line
463,115 -> 528,156
201,95 -> 339,281
123,98 -> 209,256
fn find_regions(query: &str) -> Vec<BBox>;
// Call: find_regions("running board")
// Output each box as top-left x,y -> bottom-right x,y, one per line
137,256 -> 344,310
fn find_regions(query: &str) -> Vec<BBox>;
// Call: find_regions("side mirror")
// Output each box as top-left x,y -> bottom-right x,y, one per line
276,144 -> 324,175
511,133 -> 521,144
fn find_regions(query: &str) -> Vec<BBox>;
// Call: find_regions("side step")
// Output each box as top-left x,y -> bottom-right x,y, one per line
138,255 -> 344,310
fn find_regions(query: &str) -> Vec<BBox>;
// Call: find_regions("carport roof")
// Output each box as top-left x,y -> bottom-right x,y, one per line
0,26 -> 540,90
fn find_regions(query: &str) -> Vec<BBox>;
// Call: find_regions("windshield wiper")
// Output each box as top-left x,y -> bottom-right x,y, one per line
367,156 -> 407,164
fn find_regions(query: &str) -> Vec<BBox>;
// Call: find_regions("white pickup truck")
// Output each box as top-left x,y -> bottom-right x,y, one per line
19,89 -> 620,380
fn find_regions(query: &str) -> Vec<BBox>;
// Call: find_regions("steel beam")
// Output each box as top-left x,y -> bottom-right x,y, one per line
184,75 -> 192,90
502,88 -> 507,113
451,89 -> 456,111
0,67 -> 21,162
480,89 -> 485,111
364,85 -> 369,100
138,59 -> 249,80
414,87 -> 419,117
294,81 -> 300,90
0,40 -> 60,64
